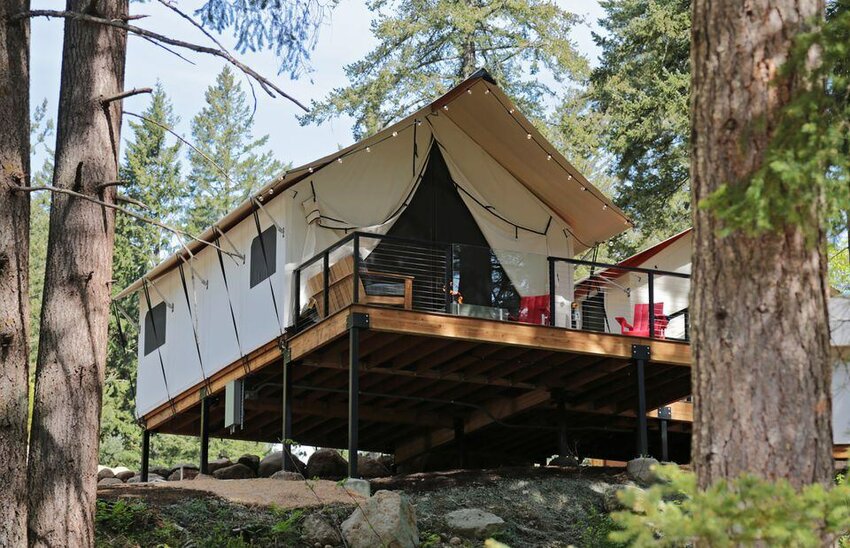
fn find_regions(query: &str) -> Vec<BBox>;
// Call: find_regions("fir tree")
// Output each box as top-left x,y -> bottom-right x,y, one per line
300,0 -> 588,139
185,66 -> 283,235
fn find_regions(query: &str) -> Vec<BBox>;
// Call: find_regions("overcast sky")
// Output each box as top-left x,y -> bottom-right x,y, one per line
30,0 -> 606,169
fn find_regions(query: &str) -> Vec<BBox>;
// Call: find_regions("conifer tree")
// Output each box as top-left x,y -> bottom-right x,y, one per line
185,67 -> 282,234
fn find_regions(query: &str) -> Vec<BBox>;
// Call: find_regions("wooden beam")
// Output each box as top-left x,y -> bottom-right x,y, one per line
356,305 -> 691,366
245,399 -> 454,428
835,445 -> 849,460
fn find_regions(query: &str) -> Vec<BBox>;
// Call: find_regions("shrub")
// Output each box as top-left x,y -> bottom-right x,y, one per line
610,464 -> 850,547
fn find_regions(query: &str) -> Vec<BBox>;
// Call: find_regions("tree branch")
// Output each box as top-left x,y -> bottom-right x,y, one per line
100,87 -> 152,105
12,9 -> 309,111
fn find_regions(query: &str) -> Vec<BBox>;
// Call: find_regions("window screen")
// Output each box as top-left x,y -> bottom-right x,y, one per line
143,301 -> 167,356
250,226 -> 277,287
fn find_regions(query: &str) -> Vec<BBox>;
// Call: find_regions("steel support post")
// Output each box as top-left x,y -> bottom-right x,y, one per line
454,417 -> 467,469
658,406 -> 671,462
200,395 -> 211,474
141,430 -> 151,482
348,312 -> 369,478
556,393 -> 569,457
282,350 -> 294,472
633,344 -> 650,457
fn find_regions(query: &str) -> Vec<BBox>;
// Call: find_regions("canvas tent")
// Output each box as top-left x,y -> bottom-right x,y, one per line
116,69 -> 630,419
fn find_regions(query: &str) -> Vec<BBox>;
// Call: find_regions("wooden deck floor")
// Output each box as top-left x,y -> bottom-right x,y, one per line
143,305 -> 693,465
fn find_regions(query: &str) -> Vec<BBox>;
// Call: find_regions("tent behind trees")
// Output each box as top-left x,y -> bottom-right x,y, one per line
114,69 -> 629,427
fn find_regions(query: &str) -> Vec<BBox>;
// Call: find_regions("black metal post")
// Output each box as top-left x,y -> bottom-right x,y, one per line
633,344 -> 650,456
648,273 -> 655,338
348,312 -> 368,478
454,417 -> 467,469
352,233 -> 361,304
293,267 -> 301,327
282,352 -> 294,471
684,310 -> 690,342
658,406 -> 671,462
322,252 -> 330,318
548,257 -> 556,326
141,430 -> 151,482
444,244 -> 453,313
200,396 -> 210,474
557,394 -> 569,457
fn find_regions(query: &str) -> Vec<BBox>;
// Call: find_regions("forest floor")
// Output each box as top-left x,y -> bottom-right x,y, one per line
96,466 -> 627,547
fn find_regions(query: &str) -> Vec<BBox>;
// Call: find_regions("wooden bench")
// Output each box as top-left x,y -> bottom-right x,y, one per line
306,255 -> 414,317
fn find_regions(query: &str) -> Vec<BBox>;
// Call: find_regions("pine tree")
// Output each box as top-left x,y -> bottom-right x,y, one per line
185,66 -> 283,235
300,0 -> 587,139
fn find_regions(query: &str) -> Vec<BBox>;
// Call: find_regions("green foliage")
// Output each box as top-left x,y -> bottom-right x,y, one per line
184,66 -> 284,235
270,508 -> 304,535
301,0 -> 587,139
588,0 -> 692,255
830,231 -> 850,293
420,531 -> 443,547
701,6 -> 850,239
95,500 -> 178,546
610,464 -> 850,547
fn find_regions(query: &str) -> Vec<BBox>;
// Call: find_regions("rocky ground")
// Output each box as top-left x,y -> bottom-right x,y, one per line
96,463 -> 639,547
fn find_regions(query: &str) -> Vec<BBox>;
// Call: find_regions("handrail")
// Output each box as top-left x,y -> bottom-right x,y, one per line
549,255 -> 691,279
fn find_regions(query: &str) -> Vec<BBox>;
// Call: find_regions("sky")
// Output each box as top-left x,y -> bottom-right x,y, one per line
30,0 -> 606,169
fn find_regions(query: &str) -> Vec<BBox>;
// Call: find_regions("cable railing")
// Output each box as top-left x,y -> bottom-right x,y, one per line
290,232 -> 691,342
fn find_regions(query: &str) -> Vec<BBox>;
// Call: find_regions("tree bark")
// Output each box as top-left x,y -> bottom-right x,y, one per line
0,0 -> 30,545
27,0 -> 127,545
690,0 -> 833,488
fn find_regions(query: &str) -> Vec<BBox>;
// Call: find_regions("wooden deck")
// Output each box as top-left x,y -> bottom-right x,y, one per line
143,304 -> 693,466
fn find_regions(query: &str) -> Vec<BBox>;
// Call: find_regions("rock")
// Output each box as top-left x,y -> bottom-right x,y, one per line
444,509 -> 505,538
168,462 -> 199,476
207,458 -> 232,475
378,454 -> 395,473
113,468 -> 135,482
98,477 -> 123,487
270,470 -> 305,481
97,467 -> 114,481
307,449 -> 348,480
603,484 -> 644,513
193,473 -> 216,481
258,450 -> 306,477
626,457 -> 659,484
343,478 -> 370,498
342,490 -> 418,548
168,468 -> 199,481
127,473 -> 165,484
302,514 -> 342,546
449,537 -> 462,546
213,463 -> 256,480
359,455 -> 391,478
238,454 -> 260,472
549,455 -> 580,467
151,467 -> 171,478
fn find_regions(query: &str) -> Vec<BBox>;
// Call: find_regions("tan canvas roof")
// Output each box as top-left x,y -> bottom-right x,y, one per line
115,69 -> 629,300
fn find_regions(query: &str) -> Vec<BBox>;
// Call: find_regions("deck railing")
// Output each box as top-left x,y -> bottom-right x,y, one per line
291,232 -> 691,341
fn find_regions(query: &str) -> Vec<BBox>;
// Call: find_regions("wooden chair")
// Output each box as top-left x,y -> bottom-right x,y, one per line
306,255 -> 414,317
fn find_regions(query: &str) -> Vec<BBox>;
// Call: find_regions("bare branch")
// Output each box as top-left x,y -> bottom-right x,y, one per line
116,194 -> 149,210
14,185 -> 241,260
100,87 -> 152,104
135,34 -> 197,65
12,9 -> 309,111
97,180 -> 128,190
123,111 -> 233,185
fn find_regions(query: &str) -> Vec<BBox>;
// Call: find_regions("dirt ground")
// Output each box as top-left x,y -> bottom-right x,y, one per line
98,477 -> 364,509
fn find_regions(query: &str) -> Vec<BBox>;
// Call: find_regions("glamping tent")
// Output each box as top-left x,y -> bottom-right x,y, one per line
115,69 -> 631,420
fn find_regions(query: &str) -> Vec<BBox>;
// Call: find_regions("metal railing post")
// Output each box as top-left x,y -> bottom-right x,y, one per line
293,267 -> 301,328
548,257 -> 556,326
352,233 -> 361,304
444,243 -> 453,313
322,252 -> 330,318
648,272 -> 656,339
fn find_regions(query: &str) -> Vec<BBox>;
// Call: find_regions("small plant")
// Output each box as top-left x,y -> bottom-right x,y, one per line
420,532 -> 442,547
271,508 -> 304,535
610,464 -> 850,547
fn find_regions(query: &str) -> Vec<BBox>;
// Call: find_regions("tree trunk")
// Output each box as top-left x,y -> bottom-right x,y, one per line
27,1 -> 127,545
0,0 -> 30,545
690,0 -> 833,488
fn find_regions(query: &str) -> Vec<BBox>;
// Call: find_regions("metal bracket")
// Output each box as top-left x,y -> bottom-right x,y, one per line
657,406 -> 672,420
348,312 -> 370,330
632,344 -> 650,361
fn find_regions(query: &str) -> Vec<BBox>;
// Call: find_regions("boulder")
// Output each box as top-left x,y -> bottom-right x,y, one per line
342,490 -> 419,548
444,509 -> 505,538
168,462 -> 199,476
207,457 -> 232,475
270,470 -> 305,481
602,484 -> 643,513
127,473 -> 165,484
343,478 -> 370,498
626,457 -> 659,484
213,463 -> 256,480
113,468 -> 135,482
307,449 -> 348,480
358,455 -> 391,479
237,454 -> 260,472
302,514 -> 342,546
548,455 -> 580,468
151,467 -> 171,478
193,473 -> 216,481
168,468 -> 200,481
97,467 -> 114,481
98,477 -> 123,487
258,450 -> 306,477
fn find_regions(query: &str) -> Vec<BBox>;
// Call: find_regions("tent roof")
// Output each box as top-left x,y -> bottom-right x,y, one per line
115,69 -> 630,300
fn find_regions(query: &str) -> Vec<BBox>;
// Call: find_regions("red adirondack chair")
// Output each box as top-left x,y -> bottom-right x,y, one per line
615,303 -> 668,338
